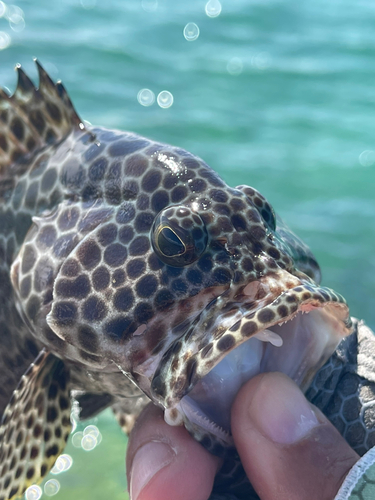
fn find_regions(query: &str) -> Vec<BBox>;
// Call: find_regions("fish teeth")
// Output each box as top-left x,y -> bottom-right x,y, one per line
180,397 -> 231,440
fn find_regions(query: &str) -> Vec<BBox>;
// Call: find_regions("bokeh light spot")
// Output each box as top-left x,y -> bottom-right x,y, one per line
80,0 -> 96,9
252,52 -> 270,70
5,4 -> 23,22
9,17 -> 24,32
205,0 -> 222,18
183,22 -> 200,41
44,479 -> 60,496
5,4 -> 24,32
141,0 -> 158,12
227,57 -> 243,75
51,454 -> 73,474
83,424 -> 100,437
137,88 -> 155,106
81,433 -> 98,451
72,431 -> 83,448
0,31 -> 10,50
359,150 -> 375,167
25,485 -> 42,500
157,91 -> 174,108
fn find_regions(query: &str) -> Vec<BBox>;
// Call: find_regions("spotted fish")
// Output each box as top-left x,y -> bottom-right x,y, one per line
0,61 -> 374,500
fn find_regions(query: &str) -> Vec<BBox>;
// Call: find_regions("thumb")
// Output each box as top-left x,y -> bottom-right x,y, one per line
231,372 -> 359,500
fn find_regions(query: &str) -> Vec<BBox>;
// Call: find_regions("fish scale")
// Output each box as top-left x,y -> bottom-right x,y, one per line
0,61 -> 374,500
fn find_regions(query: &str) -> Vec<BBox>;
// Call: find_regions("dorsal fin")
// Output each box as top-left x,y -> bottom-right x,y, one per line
0,59 -> 84,173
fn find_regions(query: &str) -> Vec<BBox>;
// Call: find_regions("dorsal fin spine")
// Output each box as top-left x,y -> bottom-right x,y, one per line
14,64 -> 35,98
0,60 -> 85,173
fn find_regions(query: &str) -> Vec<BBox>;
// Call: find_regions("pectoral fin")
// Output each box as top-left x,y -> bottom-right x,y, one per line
0,350 -> 71,500
112,394 -> 150,435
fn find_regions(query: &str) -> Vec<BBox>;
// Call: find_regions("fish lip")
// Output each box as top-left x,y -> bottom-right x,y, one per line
160,279 -> 351,399
197,285 -> 351,387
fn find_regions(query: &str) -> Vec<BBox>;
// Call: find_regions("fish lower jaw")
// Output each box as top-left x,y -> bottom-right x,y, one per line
164,397 -> 234,447
169,336 -> 265,441
163,334 -> 268,445
163,399 -> 232,447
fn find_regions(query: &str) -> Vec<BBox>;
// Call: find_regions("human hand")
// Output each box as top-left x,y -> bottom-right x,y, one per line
126,372 -> 359,500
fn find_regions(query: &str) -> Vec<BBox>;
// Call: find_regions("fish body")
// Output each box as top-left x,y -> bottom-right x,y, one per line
0,62 -> 372,499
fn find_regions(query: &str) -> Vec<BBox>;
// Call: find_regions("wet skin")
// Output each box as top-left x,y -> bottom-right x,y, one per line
127,372 -> 359,500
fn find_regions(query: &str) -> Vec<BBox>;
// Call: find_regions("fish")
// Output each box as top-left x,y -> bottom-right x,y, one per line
0,61 -> 373,500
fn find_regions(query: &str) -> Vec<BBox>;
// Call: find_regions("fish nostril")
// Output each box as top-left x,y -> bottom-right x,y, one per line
216,237 -> 228,247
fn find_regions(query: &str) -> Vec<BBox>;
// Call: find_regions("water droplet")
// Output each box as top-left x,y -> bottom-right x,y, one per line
0,2 -> 6,17
44,479 -> 60,496
0,31 -> 10,50
227,57 -> 243,76
81,433 -> 97,451
157,91 -> 174,109
141,0 -> 158,12
83,424 -> 100,438
205,0 -> 222,18
72,431 -> 83,448
137,88 -> 155,107
25,485 -> 42,500
183,22 -> 200,41
51,454 -> 73,474
359,150 -> 375,167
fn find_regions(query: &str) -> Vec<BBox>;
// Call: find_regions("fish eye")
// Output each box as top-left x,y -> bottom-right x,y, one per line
260,202 -> 276,231
151,206 -> 208,267
236,185 -> 276,231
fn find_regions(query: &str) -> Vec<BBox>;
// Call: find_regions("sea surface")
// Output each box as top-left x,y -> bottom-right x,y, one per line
0,0 -> 374,498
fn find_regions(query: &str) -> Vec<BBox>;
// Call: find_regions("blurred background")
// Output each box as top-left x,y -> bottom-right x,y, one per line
0,0 -> 374,498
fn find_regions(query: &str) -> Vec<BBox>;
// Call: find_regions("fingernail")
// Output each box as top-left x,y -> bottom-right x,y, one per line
250,374 -> 320,444
130,441 -> 175,500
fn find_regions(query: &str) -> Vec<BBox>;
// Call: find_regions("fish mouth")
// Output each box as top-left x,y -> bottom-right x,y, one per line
178,308 -> 345,444
156,274 -> 352,450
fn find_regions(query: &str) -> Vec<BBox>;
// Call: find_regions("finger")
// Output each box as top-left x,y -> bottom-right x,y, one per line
126,403 -> 222,500
231,372 -> 359,500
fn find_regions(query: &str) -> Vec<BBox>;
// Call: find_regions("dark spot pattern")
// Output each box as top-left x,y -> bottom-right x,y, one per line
0,65 -> 353,485
257,308 -> 275,323
136,275 -> 158,298
55,275 -> 90,299
78,240 -> 101,270
92,267 -> 110,290
104,243 -> 127,267
82,296 -> 107,322
114,288 -> 134,312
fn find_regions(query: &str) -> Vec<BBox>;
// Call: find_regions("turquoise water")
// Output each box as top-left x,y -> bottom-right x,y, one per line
0,0 -> 375,498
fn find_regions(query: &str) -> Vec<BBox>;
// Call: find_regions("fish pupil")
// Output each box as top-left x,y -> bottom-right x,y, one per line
158,227 -> 185,257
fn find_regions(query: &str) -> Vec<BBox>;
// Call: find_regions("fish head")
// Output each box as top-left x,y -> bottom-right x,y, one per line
10,130 -> 351,457
139,180 -> 351,455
